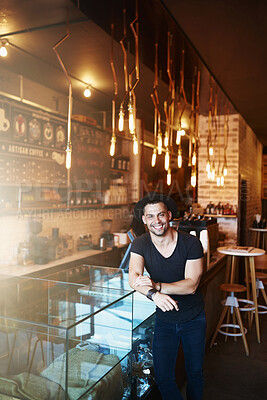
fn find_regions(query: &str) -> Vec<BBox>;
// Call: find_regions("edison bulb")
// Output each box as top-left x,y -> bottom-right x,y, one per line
151,148 -> 157,167
110,136 -> 116,156
133,136 -> 138,155
167,169 -> 171,186
164,150 -> 170,171
65,148 -> 72,169
118,106 -> 124,132
157,133 -> 162,155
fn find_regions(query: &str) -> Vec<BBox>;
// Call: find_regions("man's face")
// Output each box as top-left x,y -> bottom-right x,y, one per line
142,202 -> 172,236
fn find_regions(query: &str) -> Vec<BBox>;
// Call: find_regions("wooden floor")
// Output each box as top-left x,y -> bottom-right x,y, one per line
146,310 -> 267,400
203,310 -> 267,400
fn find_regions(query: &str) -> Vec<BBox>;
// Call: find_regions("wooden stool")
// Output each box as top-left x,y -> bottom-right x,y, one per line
210,283 -> 252,356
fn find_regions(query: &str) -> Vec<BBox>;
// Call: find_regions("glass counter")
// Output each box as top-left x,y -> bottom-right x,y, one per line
0,274 -> 133,400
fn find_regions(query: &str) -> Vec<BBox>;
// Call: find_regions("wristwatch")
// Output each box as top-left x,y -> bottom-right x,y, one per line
146,288 -> 158,301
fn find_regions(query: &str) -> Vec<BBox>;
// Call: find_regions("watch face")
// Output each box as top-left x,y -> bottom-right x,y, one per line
56,126 -> 65,144
29,118 -> 41,140
14,114 -> 27,137
43,122 -> 54,142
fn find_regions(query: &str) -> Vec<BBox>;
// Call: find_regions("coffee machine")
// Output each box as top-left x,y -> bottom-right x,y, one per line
100,219 -> 114,248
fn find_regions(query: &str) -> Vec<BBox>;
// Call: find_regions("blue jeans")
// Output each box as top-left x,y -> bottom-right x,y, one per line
153,310 -> 206,400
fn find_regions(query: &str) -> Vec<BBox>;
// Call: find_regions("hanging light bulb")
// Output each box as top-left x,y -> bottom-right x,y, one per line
167,168 -> 171,186
133,135 -> 138,155
177,124 -> 186,136
192,151 -> 197,166
206,160 -> 211,173
164,131 -> 169,147
220,175 -> 224,186
176,130 -> 181,145
0,41 -> 8,57
118,105 -> 124,132
65,144 -> 72,170
223,164 -> 228,176
157,132 -> 162,155
191,172 -> 196,188
208,170 -> 212,180
216,175 -> 221,187
165,149 -> 170,171
83,86 -> 92,98
151,148 -> 157,167
177,148 -> 182,168
209,146 -> 214,156
128,94 -> 135,134
110,135 -> 116,157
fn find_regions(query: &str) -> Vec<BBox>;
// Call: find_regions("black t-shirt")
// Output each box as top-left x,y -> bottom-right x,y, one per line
130,230 -> 204,323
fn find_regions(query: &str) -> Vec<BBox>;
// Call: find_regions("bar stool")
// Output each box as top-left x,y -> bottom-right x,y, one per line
210,283 -> 251,356
217,247 -> 265,343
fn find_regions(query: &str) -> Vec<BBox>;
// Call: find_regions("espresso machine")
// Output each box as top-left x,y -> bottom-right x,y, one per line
100,219 -> 114,248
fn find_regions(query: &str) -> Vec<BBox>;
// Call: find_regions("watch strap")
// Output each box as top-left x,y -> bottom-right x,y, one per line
146,288 -> 158,301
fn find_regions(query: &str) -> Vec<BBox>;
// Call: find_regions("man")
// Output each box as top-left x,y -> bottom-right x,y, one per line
128,192 -> 206,400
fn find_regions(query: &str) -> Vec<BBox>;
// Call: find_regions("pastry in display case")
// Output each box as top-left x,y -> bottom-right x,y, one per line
0,268 -> 156,400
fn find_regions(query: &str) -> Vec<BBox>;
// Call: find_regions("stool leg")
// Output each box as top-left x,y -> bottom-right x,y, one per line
234,307 -> 249,356
225,256 -> 231,284
210,306 -> 229,348
245,258 -> 250,300
232,310 -> 238,342
260,287 -> 267,306
224,307 -> 231,342
230,256 -> 237,283
249,257 -> 261,343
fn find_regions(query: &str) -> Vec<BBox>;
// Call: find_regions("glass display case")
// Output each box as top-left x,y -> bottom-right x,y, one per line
0,267 -> 156,400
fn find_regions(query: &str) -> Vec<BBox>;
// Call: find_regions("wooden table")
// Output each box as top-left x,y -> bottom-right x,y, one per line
217,246 -> 265,343
249,227 -> 267,250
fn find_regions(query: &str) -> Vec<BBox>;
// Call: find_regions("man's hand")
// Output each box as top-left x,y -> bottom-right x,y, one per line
134,275 -> 159,290
153,292 -> 179,312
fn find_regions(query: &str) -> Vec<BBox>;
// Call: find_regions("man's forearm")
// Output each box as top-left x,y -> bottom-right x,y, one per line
161,278 -> 200,295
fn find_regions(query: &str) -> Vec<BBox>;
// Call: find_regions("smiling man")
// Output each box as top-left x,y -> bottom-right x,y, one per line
129,192 -> 206,400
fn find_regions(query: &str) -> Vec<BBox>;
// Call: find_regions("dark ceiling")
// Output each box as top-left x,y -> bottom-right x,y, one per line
0,0 -> 266,146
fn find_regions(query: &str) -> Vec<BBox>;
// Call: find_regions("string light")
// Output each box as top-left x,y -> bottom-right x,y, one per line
151,148 -> 157,167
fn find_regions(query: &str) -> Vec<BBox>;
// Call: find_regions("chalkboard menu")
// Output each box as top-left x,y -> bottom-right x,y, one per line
0,96 -> 111,193
71,122 -> 110,190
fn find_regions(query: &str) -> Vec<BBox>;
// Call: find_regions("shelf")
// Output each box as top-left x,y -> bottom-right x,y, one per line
0,203 -> 130,215
204,214 -> 237,219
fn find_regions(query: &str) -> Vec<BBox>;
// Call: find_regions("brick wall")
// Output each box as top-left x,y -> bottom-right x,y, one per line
239,115 -> 263,245
198,113 -> 262,245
